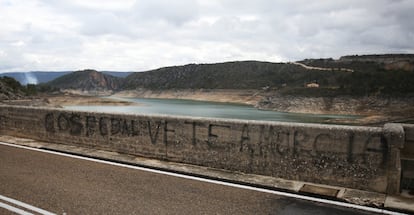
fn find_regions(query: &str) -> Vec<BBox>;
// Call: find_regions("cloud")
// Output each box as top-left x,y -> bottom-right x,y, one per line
79,12 -> 133,36
0,0 -> 413,72
131,0 -> 199,26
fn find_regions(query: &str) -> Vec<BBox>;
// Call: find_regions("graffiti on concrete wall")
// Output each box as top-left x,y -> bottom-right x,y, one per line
42,112 -> 388,166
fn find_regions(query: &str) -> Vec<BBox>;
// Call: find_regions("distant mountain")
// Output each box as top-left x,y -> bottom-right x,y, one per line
0,71 -> 131,85
0,72 -> 71,85
45,69 -> 123,91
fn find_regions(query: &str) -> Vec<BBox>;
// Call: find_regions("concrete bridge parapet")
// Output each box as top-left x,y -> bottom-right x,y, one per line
0,105 -> 409,194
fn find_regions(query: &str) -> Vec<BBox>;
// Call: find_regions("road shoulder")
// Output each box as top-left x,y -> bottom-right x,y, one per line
1,135 -> 412,214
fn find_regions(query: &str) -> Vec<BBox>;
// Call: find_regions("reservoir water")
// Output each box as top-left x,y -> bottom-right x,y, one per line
64,97 -> 361,124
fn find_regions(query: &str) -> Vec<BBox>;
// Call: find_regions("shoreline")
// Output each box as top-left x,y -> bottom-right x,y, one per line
1,94 -> 138,108
2,91 -> 413,126
46,94 -> 138,107
113,89 -> 263,106
113,89 -> 414,126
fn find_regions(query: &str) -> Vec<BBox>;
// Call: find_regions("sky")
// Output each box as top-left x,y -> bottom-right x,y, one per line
0,0 -> 413,72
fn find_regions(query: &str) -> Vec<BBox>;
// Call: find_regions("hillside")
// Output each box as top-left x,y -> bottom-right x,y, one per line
0,71 -> 132,85
0,76 -> 35,100
38,54 -> 414,98
0,72 -> 71,85
123,55 -> 414,97
44,69 -> 123,92
299,54 -> 414,73
102,71 -> 133,78
124,61 -> 349,90
17,54 -> 414,124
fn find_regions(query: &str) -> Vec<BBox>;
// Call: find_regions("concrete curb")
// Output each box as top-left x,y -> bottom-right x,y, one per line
1,135 -> 412,214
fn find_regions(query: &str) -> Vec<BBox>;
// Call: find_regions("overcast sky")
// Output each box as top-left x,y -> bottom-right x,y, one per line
1,0 -> 413,72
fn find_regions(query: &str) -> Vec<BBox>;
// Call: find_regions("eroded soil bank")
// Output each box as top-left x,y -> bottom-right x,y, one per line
1,94 -> 136,108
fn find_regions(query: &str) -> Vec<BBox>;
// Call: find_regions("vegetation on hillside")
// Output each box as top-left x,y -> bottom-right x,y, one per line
123,61 -> 348,90
123,58 -> 414,97
0,76 -> 38,99
295,56 -> 414,97
38,54 -> 414,98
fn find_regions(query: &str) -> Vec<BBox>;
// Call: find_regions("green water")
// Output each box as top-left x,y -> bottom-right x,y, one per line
63,97 -> 361,124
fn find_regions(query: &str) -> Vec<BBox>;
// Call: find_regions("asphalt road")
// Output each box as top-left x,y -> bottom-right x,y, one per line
0,143 -> 378,215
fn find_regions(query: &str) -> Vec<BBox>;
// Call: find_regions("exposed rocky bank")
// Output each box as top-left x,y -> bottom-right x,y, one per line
257,94 -> 414,114
113,89 -> 414,125
257,93 -> 414,125
113,89 -> 263,105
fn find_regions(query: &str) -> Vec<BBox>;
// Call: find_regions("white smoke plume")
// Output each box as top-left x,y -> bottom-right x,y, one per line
24,72 -> 38,85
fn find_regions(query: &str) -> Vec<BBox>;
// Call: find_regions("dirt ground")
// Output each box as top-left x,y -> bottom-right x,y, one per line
44,94 -> 136,107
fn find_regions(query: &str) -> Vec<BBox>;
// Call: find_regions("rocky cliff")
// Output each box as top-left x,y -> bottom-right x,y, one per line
45,69 -> 122,92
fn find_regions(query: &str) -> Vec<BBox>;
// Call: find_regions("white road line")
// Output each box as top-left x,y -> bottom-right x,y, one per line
0,141 -> 408,215
0,195 -> 56,215
0,201 -> 34,215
